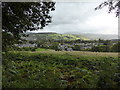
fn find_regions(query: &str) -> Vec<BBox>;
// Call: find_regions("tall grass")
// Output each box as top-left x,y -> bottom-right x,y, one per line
2,51 -> 119,88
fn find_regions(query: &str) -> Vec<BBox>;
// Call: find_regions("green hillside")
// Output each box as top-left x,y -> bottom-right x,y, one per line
24,33 -> 89,41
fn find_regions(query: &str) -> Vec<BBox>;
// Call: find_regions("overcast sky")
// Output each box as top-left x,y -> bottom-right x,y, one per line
32,0 -> 118,35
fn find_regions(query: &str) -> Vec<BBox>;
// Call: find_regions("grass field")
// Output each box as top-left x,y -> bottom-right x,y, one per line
34,50 -> 118,57
2,51 -> 120,88
35,48 -> 51,51
14,50 -> 119,58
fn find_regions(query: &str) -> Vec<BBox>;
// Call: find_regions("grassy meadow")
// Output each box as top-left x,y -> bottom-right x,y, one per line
34,50 -> 118,57
2,50 -> 120,88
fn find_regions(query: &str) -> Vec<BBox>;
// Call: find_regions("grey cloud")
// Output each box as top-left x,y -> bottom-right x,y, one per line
35,2 -> 118,35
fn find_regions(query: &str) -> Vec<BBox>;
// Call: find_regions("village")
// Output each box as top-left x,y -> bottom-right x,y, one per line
14,39 -> 119,52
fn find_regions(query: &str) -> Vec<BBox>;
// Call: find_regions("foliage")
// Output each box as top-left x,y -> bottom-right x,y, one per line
72,45 -> 81,51
9,47 -> 37,51
2,51 -> 119,88
95,0 -> 120,17
91,45 -> 110,52
35,48 -> 50,51
110,41 -> 120,52
2,2 -> 55,51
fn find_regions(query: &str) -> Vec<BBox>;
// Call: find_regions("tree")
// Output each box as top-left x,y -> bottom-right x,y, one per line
73,45 -> 81,51
110,41 -> 120,52
95,0 -> 120,17
2,2 -> 55,51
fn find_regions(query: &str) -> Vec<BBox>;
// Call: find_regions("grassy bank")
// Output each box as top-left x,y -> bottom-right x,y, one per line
2,51 -> 120,88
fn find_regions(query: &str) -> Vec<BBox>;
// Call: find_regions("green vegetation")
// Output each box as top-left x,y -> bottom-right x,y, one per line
2,2 -> 55,52
91,41 -> 120,52
21,33 -> 120,52
35,48 -> 51,51
25,33 -> 89,41
3,51 -> 120,88
8,47 -> 37,52
110,42 -> 120,52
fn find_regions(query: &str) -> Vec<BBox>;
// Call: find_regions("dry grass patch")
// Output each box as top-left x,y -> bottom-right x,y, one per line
34,50 -> 118,57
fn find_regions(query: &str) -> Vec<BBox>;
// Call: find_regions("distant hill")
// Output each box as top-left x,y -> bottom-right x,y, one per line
82,33 -> 118,40
23,32 -> 118,41
64,32 -> 118,40
23,32 -> 89,41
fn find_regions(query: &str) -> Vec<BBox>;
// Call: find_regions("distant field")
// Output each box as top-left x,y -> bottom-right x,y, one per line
35,48 -> 51,51
31,50 -> 118,57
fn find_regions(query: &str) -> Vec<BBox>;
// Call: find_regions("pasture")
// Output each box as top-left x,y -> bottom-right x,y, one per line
34,50 -> 118,57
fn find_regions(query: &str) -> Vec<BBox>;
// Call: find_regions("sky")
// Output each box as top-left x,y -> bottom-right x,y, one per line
31,0 -> 118,35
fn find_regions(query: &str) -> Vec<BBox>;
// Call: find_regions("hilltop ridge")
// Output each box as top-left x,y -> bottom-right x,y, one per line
23,32 -> 89,41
